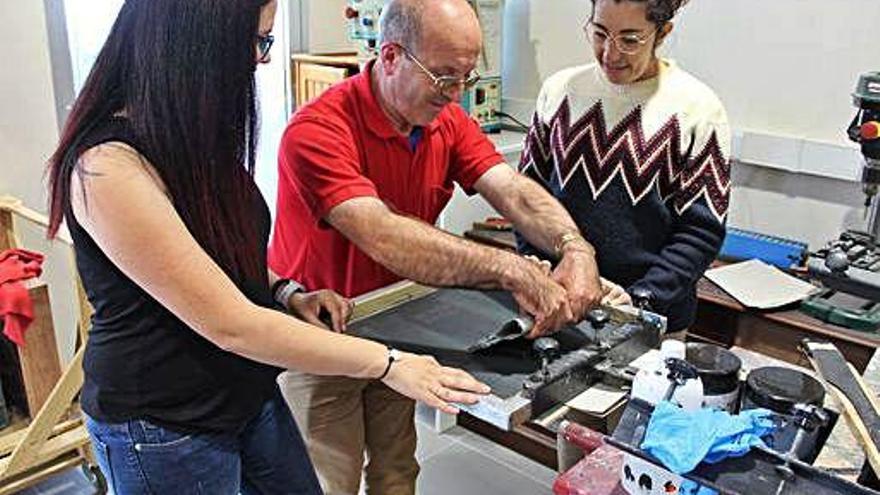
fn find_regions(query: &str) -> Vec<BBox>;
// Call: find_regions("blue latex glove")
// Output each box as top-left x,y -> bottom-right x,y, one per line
640,400 -> 776,475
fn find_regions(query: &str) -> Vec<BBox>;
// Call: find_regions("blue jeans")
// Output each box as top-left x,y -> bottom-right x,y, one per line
84,390 -> 323,495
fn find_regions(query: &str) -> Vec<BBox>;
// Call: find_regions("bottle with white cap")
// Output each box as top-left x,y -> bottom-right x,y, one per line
630,340 -> 704,410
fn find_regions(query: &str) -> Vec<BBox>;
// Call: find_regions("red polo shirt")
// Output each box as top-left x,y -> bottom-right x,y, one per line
268,62 -> 503,297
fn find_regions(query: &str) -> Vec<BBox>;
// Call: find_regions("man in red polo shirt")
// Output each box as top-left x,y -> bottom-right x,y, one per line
269,0 -> 604,493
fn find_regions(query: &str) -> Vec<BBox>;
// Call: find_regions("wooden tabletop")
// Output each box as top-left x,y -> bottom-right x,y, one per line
697,277 -> 880,349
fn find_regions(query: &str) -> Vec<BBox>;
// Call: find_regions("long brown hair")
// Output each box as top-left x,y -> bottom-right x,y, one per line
48,0 -> 271,282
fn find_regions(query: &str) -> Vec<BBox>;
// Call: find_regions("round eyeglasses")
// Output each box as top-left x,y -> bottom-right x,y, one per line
584,22 -> 653,55
397,45 -> 481,96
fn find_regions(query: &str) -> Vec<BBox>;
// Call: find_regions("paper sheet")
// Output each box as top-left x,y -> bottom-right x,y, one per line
566,384 -> 627,415
705,259 -> 820,309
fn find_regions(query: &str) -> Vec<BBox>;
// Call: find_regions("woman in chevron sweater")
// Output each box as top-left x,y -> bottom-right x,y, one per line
518,0 -> 731,336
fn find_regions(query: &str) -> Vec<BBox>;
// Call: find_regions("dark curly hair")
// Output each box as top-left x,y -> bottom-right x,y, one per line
590,0 -> 690,26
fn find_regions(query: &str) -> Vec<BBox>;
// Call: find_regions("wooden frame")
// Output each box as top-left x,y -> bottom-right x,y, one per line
290,53 -> 359,108
12,284 -> 63,417
0,196 -> 98,494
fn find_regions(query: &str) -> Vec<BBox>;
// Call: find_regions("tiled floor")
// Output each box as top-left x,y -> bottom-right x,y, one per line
412,407 -> 556,495
13,406 -> 557,495
11,467 -> 97,495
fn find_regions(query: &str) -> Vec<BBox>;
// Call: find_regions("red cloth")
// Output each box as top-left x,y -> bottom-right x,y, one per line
0,248 -> 45,346
554,444 -> 626,495
268,60 -> 503,297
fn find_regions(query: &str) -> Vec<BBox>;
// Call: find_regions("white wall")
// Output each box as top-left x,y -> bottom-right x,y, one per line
256,0 -> 296,222
290,0 -> 357,53
0,1 -> 61,211
0,1 -> 79,365
501,0 -> 880,248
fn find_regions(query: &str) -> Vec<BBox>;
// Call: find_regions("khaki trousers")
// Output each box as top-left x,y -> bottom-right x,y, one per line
279,371 -> 419,495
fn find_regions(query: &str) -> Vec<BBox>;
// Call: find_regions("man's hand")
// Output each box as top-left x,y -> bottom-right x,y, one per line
288,289 -> 354,333
552,245 -> 602,321
508,256 -> 574,338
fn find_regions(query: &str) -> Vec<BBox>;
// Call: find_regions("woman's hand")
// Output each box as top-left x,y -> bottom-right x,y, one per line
600,277 -> 632,306
288,289 -> 354,333
381,352 -> 491,414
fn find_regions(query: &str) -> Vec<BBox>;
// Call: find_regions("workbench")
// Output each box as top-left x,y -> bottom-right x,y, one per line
348,275 -> 878,495
462,228 -> 880,373
693,278 -> 879,373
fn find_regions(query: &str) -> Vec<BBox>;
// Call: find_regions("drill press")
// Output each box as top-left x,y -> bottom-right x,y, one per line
804,73 -> 880,329
850,72 -> 880,234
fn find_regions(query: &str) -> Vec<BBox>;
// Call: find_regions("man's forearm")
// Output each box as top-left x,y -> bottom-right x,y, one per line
475,167 -> 602,317
496,175 -> 591,258
361,212 -> 523,290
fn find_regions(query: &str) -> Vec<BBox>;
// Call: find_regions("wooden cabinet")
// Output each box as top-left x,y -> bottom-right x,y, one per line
291,53 -> 360,109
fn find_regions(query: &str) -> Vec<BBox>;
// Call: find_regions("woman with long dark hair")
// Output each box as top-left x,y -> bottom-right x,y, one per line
47,1 -> 489,493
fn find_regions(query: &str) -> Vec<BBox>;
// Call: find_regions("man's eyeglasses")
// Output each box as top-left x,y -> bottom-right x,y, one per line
584,22 -> 653,55
397,45 -> 480,96
256,33 -> 274,62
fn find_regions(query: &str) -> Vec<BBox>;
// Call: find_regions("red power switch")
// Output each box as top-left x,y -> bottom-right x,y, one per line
861,121 -> 880,140
344,6 -> 359,19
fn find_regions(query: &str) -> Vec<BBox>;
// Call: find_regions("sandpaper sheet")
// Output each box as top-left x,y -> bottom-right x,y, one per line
348,289 -> 592,397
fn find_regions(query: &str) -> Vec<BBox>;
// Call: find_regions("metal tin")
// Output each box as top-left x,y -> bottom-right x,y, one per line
742,366 -> 827,460
686,343 -> 742,412
742,366 -> 825,413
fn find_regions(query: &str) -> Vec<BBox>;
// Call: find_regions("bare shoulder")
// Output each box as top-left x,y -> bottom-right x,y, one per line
76,141 -> 168,196
71,141 -> 174,234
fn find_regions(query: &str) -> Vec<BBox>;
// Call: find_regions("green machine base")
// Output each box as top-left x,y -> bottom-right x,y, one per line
801,289 -> 880,332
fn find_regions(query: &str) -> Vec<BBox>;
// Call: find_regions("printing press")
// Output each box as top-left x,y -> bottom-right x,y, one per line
348,283 -> 880,495
348,283 -> 664,432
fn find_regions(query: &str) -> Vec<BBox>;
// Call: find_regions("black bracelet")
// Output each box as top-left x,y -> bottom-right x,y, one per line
377,346 -> 397,380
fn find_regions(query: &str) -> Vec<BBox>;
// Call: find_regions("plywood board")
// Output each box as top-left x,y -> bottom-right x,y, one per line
16,286 -> 62,416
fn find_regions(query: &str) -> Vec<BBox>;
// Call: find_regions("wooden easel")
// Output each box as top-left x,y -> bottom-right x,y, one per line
0,196 -> 103,494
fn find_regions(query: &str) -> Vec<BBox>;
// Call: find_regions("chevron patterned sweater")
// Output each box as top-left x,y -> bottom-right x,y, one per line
518,60 -> 731,331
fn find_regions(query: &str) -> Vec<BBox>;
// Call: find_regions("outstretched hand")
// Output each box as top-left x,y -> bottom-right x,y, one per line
381,352 -> 491,414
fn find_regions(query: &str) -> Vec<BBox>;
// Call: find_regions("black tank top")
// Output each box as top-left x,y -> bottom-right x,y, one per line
67,118 -> 281,433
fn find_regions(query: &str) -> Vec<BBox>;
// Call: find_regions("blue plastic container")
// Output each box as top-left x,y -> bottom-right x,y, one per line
719,227 -> 808,269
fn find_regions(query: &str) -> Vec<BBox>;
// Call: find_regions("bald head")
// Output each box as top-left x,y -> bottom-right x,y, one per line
380,0 -> 482,54
374,0 -> 484,131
